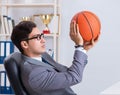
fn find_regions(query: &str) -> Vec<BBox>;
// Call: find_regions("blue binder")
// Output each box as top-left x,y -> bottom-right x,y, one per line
0,41 -> 14,64
0,71 -> 14,94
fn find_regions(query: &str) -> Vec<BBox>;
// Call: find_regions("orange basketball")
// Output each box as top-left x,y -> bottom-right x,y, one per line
72,11 -> 101,42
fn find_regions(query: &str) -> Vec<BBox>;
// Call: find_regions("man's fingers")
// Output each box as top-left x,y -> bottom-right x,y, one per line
76,24 -> 79,34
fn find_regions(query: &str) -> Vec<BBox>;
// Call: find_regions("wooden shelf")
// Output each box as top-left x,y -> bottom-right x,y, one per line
44,33 -> 59,37
0,3 -> 56,7
0,34 -> 59,37
0,0 -> 61,62
0,34 -> 11,36
0,64 -> 4,71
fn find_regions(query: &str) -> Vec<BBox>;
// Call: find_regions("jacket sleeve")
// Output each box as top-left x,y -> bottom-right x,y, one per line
28,50 -> 88,92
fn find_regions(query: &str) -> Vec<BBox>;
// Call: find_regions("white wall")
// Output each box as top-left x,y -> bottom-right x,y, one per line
59,0 -> 120,95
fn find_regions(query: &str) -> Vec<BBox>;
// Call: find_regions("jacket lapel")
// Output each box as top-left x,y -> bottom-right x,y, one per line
22,54 -> 53,68
21,52 -> 67,72
42,52 -> 67,72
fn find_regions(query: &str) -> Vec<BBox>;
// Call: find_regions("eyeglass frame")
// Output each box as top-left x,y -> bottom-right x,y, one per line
22,33 -> 44,41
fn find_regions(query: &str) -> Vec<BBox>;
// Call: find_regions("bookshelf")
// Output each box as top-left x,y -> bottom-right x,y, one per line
0,0 -> 61,62
0,0 -> 61,94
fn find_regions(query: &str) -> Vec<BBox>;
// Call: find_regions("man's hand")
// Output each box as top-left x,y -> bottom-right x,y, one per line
70,20 -> 100,51
83,35 -> 100,51
69,21 -> 84,45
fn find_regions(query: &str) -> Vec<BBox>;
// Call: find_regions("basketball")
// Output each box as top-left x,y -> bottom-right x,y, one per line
71,11 -> 101,42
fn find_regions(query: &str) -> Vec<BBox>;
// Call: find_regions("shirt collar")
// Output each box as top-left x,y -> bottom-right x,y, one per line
32,56 -> 42,61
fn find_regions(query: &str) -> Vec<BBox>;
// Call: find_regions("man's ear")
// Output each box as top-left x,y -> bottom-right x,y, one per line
21,41 -> 28,49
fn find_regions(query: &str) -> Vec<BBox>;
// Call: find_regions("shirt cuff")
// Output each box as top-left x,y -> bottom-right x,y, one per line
75,47 -> 87,54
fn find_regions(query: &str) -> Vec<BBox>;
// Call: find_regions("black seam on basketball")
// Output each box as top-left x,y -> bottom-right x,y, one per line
82,13 -> 94,39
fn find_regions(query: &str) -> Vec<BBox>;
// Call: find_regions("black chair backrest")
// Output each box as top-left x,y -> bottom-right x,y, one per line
4,52 -> 28,95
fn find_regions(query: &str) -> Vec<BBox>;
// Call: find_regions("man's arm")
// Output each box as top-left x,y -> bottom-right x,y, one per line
27,50 -> 87,92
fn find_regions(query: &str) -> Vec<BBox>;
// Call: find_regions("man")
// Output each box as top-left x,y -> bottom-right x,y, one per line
11,21 -> 99,95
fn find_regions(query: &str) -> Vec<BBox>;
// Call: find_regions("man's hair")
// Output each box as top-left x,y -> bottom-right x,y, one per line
11,21 -> 36,53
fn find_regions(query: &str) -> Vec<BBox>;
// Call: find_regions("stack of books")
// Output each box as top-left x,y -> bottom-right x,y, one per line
0,41 -> 14,64
0,71 -> 14,94
0,15 -> 15,35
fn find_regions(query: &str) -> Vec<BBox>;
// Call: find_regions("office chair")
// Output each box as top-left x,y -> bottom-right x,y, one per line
4,52 -> 29,95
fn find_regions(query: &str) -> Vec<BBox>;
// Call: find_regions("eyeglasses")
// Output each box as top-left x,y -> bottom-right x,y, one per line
22,33 -> 44,41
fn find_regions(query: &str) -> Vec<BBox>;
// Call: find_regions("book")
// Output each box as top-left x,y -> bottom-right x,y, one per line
0,15 -> 15,35
47,49 -> 54,58
0,41 -> 5,64
7,17 -> 14,34
0,16 -> 2,34
0,41 -> 14,64
3,15 -> 10,34
0,15 -> 5,34
0,71 -> 14,94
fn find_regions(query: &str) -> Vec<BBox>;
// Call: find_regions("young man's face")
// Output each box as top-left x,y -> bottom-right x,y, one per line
22,27 -> 46,57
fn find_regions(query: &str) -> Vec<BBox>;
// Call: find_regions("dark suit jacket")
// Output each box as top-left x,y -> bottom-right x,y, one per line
20,50 -> 88,95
